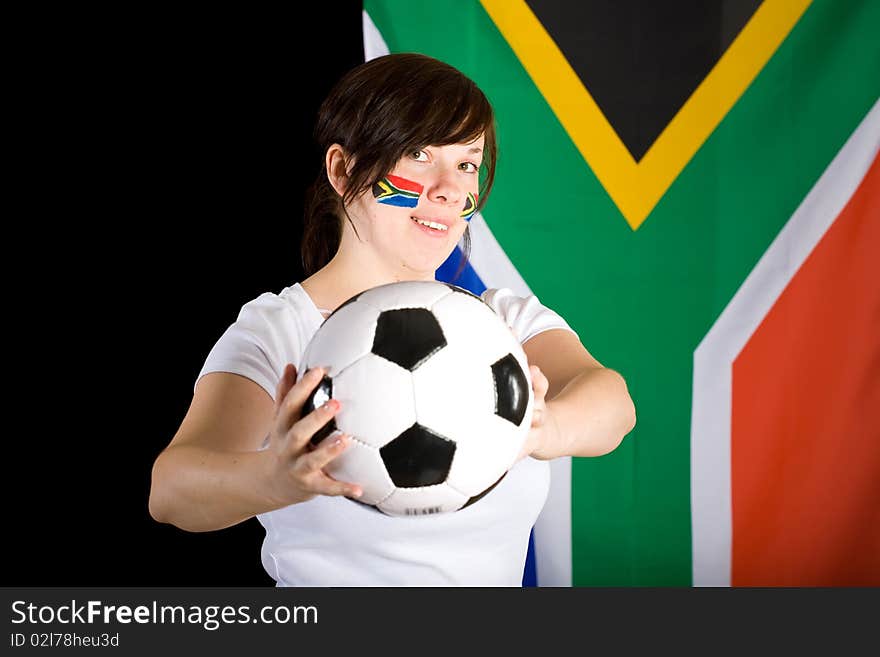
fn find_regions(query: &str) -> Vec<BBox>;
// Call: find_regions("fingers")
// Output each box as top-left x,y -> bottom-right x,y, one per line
530,365 -> 549,398
531,406 -> 543,428
315,473 -> 363,499
303,432 -> 350,469
286,397 -> 342,452
270,365 -> 363,501
275,366 -> 326,433
295,433 -> 363,499
273,363 -> 297,413
529,365 -> 549,428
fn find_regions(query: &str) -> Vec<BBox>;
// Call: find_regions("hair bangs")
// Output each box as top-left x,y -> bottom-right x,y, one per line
409,83 -> 493,150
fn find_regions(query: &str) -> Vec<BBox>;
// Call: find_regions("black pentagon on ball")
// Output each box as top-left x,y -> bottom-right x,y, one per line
302,374 -> 337,446
380,423 -> 456,488
372,307 -> 447,371
492,353 -> 529,426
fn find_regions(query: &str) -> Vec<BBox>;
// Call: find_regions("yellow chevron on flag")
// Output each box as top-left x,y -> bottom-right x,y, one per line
478,0 -> 812,230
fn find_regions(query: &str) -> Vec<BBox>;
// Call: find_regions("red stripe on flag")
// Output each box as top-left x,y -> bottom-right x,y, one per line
385,174 -> 424,194
730,153 -> 880,586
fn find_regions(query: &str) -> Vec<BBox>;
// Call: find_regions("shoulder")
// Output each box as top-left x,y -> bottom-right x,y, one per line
480,286 -> 533,311
230,284 -> 317,336
195,284 -> 319,398
479,286 -> 550,321
235,285 -> 298,324
480,287 -> 579,344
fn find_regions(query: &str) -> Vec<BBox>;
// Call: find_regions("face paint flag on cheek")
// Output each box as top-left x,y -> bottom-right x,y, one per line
372,174 -> 424,208
460,192 -> 478,222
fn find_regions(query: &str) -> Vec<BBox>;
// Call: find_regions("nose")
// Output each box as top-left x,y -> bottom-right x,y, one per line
423,167 -> 462,207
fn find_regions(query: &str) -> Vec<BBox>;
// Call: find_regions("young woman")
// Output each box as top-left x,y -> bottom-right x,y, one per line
149,53 -> 636,586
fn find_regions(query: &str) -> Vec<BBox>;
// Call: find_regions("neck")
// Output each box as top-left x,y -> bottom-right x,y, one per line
302,233 -> 435,312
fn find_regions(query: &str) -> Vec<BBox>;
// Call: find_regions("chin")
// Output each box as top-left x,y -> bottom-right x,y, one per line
400,253 -> 448,277
404,260 -> 444,277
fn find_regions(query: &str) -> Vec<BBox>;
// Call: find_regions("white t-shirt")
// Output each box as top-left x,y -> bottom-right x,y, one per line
196,282 -> 577,586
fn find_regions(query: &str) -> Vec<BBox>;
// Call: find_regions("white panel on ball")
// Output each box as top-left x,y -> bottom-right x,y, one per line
446,413 -> 529,496
378,482 -> 468,517
356,280 -> 453,312
333,353 -> 416,448
299,300 -> 380,377
430,291 -> 516,365
411,343 -> 495,444
324,439 -> 395,506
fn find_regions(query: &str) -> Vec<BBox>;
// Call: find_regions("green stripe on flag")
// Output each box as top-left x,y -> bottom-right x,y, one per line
365,0 -> 880,585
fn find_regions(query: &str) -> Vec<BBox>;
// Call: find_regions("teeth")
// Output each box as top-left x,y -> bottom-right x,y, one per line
412,217 -> 448,231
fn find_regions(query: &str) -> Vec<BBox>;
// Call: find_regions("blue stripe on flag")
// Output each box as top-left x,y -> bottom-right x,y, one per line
436,245 -> 539,587
522,531 -> 537,587
435,244 -> 486,294
379,195 -> 419,208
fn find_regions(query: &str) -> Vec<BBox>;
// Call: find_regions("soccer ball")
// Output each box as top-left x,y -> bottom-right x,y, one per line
298,280 -> 533,516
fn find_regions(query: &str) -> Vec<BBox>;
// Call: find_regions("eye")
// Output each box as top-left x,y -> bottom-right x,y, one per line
410,149 -> 429,162
459,162 -> 478,173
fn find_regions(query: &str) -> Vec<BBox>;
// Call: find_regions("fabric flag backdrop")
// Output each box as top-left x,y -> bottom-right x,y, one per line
362,0 -> 880,586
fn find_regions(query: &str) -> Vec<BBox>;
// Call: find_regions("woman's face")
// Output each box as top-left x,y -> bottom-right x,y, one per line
346,134 -> 485,277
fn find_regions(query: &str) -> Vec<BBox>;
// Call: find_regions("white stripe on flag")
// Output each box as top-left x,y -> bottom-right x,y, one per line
362,10 -> 390,61
467,212 -> 532,297
691,99 -> 880,586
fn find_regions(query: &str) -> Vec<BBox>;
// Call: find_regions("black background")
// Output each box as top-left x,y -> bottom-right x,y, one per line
10,4 -> 365,585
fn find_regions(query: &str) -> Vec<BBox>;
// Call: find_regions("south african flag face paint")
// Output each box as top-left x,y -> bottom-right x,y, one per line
460,192 -> 478,222
372,174 -> 423,208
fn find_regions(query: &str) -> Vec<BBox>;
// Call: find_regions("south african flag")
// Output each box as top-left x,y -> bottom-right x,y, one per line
364,0 -> 879,586
373,173 -> 423,208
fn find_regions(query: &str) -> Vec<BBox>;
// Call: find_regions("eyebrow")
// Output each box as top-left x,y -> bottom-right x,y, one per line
467,147 -> 483,154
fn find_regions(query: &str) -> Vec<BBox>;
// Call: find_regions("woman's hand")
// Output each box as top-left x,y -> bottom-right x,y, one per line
263,363 -> 363,507
516,364 -> 559,462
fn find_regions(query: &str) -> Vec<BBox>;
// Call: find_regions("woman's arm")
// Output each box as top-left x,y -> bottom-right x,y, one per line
149,367 -> 359,532
521,329 -> 636,459
149,372 -> 281,531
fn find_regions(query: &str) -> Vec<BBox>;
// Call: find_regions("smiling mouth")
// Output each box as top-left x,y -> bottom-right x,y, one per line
411,217 -> 449,232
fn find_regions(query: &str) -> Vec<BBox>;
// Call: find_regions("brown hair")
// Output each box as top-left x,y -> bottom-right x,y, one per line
301,53 -> 497,278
